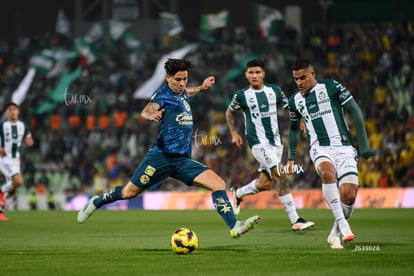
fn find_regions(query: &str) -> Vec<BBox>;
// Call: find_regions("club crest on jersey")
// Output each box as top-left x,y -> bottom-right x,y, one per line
182,99 -> 191,111
140,174 -> 150,184
318,90 -> 327,101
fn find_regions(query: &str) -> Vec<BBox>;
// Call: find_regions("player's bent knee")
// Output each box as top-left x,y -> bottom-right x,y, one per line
193,170 -> 225,191
122,182 -> 141,199
318,170 -> 336,183
12,174 -> 24,187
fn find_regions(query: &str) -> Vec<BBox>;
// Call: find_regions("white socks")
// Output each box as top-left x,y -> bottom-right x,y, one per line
237,180 -> 300,225
1,182 -> 14,193
322,183 -> 353,237
236,179 -> 258,198
279,193 -> 300,224
341,202 -> 355,219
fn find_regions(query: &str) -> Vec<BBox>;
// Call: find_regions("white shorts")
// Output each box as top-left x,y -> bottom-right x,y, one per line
309,145 -> 358,186
0,157 -> 21,182
251,144 -> 283,178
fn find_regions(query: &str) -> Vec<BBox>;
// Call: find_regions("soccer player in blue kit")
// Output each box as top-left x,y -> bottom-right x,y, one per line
78,58 -> 260,238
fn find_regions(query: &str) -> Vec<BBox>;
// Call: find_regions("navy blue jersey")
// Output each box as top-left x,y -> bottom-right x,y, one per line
149,84 -> 193,156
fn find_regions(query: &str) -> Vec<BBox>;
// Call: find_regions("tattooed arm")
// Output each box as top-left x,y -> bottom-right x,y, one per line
141,102 -> 164,123
187,76 -> 215,97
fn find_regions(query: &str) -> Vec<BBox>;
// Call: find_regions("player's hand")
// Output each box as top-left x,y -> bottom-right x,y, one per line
360,148 -> 375,160
200,76 -> 215,91
0,147 -> 5,156
300,120 -> 306,137
231,131 -> 243,148
150,108 -> 165,123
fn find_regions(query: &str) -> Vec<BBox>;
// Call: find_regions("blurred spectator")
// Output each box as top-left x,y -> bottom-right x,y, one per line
47,191 -> 56,210
28,192 -> 37,210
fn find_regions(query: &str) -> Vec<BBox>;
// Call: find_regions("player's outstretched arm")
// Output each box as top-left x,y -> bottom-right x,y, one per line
288,118 -> 300,162
187,76 -> 215,97
343,98 -> 375,159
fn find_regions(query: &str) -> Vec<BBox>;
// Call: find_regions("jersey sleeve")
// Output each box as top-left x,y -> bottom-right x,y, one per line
288,95 -> 301,121
228,91 -> 242,111
0,122 -> 3,147
332,79 -> 353,105
273,85 -> 289,110
288,94 -> 301,160
149,89 -> 165,108
23,122 -> 32,138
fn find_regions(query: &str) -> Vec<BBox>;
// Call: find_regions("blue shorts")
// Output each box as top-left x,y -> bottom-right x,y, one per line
130,150 -> 209,190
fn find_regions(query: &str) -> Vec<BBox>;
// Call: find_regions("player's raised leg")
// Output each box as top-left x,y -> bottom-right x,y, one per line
194,170 -> 260,239
78,183 -> 140,223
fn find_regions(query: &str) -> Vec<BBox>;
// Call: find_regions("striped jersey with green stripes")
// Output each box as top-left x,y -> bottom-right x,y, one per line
229,83 -> 288,147
288,79 -> 353,147
0,120 -> 31,158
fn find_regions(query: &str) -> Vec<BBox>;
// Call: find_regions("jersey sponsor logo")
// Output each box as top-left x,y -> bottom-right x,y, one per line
176,112 -> 193,125
144,165 -> 156,176
260,111 -> 277,118
310,109 -> 332,120
318,98 -> 330,105
339,90 -> 351,100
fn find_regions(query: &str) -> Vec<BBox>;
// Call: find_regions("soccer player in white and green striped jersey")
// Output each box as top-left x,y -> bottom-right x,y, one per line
0,102 -> 34,220
226,59 -> 314,231
287,58 -> 374,249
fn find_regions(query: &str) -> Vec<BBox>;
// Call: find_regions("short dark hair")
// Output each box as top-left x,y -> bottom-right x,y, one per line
246,59 -> 265,70
164,59 -> 192,76
5,102 -> 18,109
292,58 -> 312,71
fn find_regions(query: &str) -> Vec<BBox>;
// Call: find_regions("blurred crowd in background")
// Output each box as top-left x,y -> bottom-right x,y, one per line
0,19 -> 413,198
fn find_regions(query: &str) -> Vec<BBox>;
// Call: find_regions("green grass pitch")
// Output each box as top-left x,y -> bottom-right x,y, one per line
0,208 -> 413,275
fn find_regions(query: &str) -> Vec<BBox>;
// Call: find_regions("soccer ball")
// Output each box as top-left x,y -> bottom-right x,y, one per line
170,227 -> 198,255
